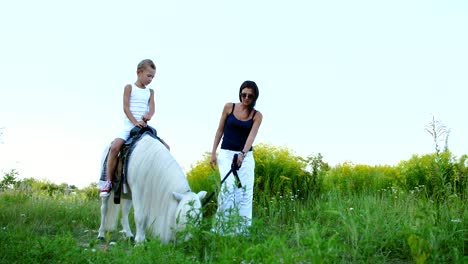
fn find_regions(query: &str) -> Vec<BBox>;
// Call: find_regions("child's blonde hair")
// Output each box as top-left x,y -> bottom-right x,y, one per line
137,59 -> 156,72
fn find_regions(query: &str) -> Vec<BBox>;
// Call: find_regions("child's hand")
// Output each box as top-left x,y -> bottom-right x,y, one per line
142,114 -> 151,122
135,120 -> 147,128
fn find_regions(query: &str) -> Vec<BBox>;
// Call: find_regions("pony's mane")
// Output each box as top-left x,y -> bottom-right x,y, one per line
127,134 -> 191,242
130,134 -> 190,193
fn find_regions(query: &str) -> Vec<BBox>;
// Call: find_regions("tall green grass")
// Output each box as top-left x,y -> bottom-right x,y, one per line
1,176 -> 466,263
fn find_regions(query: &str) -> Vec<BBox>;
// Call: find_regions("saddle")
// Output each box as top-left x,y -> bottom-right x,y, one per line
100,126 -> 160,204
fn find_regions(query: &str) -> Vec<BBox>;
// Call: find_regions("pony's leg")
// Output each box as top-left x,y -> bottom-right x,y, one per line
120,199 -> 134,240
133,203 -> 147,243
97,196 -> 109,240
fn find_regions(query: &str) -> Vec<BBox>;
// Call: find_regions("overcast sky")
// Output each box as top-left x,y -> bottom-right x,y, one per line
1,0 -> 467,188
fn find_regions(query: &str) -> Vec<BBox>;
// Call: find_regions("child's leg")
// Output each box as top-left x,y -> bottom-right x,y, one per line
105,138 -> 125,181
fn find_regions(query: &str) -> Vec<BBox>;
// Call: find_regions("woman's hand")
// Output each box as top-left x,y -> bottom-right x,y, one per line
237,152 -> 244,168
210,153 -> 217,170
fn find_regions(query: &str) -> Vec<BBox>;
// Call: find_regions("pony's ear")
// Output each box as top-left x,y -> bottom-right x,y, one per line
197,191 -> 207,200
173,192 -> 184,201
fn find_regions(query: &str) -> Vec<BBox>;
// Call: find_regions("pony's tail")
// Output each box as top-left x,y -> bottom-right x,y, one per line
102,192 -> 120,231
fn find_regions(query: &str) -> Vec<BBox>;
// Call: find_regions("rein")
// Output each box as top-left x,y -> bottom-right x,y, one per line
202,154 -> 242,207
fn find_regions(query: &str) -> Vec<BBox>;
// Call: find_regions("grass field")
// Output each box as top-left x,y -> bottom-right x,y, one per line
0,182 -> 466,263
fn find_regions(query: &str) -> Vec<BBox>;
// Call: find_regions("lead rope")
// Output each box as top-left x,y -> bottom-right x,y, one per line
202,154 -> 242,207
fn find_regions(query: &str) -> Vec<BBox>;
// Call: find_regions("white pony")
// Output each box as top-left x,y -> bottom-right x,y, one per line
98,133 -> 207,243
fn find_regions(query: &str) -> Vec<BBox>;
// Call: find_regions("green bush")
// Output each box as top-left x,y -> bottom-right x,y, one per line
396,151 -> 467,201
420,116 -> 464,201
0,169 -> 18,191
324,163 -> 400,194
397,154 -> 433,190
253,144 -> 328,201
79,182 -> 99,202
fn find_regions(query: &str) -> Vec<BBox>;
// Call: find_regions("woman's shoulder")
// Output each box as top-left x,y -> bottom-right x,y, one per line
220,102 -> 235,116
253,109 -> 263,119
223,102 -> 235,110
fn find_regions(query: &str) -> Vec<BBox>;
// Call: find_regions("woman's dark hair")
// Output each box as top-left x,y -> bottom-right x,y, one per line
238,80 -> 259,108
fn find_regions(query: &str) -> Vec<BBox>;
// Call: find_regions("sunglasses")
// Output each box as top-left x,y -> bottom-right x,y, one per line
241,93 -> 254,99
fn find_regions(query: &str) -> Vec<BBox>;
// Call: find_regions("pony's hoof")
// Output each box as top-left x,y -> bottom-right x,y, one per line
97,236 -> 105,241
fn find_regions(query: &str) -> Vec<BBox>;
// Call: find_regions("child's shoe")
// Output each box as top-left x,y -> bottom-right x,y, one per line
100,180 -> 112,197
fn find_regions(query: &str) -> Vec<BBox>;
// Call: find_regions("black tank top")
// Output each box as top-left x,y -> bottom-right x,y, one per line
221,103 -> 257,151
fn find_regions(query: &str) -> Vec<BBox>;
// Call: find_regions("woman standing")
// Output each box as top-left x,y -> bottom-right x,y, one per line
210,80 -> 263,234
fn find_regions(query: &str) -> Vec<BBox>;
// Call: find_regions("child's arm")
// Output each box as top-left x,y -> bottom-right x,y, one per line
123,84 -> 144,127
142,89 -> 155,122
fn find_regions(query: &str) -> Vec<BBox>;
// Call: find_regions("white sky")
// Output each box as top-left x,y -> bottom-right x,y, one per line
1,0 -> 467,188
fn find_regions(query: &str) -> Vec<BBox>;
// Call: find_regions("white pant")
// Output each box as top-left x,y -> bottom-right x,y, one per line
215,149 -> 255,234
115,120 -> 137,141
